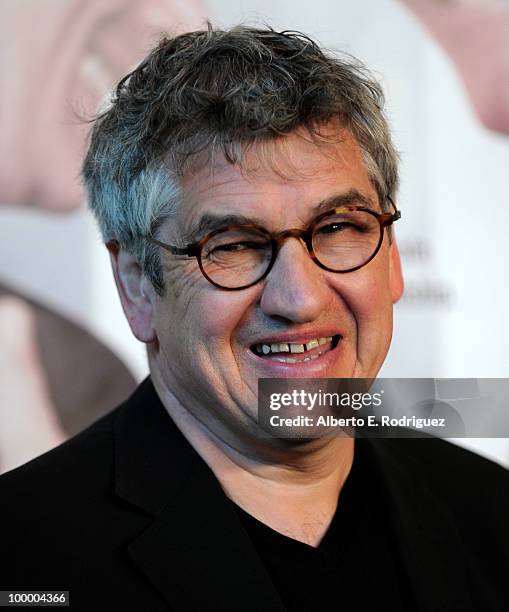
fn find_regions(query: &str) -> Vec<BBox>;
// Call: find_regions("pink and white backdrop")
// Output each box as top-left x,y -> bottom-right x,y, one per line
1,0 -> 508,472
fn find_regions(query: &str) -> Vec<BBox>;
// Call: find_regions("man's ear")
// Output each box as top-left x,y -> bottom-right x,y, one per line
107,241 -> 157,343
389,238 -> 404,304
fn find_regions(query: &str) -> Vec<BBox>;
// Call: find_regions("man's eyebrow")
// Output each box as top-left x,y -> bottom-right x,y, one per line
312,189 -> 376,215
183,189 -> 376,242
184,214 -> 265,243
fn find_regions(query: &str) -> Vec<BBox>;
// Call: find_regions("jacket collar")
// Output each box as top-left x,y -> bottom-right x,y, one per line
114,378 -> 480,611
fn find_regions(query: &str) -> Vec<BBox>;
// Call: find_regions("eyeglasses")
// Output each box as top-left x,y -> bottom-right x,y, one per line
145,199 -> 401,290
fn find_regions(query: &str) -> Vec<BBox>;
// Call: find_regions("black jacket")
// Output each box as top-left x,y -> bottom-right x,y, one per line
1,378 -> 508,611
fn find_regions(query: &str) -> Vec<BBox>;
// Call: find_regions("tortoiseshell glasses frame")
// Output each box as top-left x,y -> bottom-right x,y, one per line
144,198 -> 401,290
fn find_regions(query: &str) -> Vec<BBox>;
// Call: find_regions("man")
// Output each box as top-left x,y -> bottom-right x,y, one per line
1,25 -> 507,611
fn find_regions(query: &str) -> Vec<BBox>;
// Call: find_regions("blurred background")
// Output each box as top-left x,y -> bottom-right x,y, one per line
1,0 -> 508,473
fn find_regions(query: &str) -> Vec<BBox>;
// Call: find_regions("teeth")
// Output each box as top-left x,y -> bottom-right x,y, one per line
290,344 -> 305,353
271,353 -> 322,364
254,336 -> 336,357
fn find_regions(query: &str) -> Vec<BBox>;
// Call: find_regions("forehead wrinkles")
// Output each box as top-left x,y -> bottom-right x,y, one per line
175,126 -> 373,234
182,128 -> 366,197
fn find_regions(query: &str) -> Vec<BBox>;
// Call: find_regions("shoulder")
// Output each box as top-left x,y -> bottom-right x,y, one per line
0,378 -> 160,503
0,407 -> 122,563
0,407 -> 117,507
380,436 -> 509,500
0,377 -> 163,510
369,436 -> 509,553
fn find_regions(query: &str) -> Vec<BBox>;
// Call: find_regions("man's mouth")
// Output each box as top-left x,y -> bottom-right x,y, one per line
250,335 -> 341,363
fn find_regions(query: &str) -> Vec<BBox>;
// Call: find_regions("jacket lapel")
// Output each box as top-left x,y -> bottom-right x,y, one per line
366,438 -> 486,612
114,379 -> 285,612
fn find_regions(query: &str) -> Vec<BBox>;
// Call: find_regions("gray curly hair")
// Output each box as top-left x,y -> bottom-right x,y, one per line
82,24 -> 399,295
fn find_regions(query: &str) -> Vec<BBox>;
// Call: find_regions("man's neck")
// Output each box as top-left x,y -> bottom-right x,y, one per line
152,373 -> 355,547
212,436 -> 354,547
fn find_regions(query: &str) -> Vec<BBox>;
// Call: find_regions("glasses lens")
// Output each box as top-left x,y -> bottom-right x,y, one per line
312,209 -> 381,271
201,227 -> 272,289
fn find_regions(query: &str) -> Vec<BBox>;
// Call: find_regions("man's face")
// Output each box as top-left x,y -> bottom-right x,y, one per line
149,128 -> 403,443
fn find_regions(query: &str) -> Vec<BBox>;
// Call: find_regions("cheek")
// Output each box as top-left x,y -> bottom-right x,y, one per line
158,259 -> 254,356
153,261 -> 207,369
356,276 -> 392,323
355,281 -> 394,370
336,263 -> 394,349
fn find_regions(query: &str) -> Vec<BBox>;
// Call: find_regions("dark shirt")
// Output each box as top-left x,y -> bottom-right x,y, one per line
233,441 -> 415,611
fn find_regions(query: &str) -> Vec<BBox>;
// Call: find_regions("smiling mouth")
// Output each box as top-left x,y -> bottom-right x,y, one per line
250,335 -> 342,363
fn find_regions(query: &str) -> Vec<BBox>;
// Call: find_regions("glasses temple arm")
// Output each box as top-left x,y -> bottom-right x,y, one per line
386,196 -> 401,222
145,236 -> 195,257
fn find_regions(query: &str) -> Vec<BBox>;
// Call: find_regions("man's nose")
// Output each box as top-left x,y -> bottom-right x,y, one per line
259,238 -> 331,323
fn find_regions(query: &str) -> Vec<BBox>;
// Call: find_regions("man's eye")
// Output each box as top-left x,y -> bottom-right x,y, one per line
210,241 -> 267,253
317,222 -> 352,234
